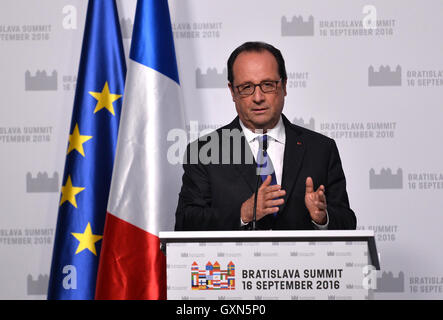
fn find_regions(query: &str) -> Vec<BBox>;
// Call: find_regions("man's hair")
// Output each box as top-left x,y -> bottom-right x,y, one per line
227,41 -> 287,85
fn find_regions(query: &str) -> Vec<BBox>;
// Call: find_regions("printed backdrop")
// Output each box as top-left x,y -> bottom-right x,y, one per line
1,0 -> 442,299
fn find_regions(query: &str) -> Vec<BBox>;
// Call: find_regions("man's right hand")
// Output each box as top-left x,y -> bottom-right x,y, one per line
240,175 -> 286,224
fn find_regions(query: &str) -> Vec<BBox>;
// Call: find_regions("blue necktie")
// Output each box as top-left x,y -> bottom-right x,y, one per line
256,134 -> 277,184
256,135 -> 278,216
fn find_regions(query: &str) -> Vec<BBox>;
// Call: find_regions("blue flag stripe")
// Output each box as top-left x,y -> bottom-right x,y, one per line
130,0 -> 180,84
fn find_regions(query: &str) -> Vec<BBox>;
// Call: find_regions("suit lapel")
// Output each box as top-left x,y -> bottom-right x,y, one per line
279,115 -> 306,214
221,117 -> 257,192
234,158 -> 257,192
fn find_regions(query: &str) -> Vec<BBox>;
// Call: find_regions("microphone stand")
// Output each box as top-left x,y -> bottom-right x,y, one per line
251,136 -> 267,231
252,174 -> 261,230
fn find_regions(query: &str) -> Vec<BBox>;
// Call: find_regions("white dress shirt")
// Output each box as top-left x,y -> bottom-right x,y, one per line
239,116 -> 286,185
239,116 -> 328,229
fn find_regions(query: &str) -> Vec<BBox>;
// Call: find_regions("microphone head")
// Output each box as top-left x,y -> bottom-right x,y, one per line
262,134 -> 268,151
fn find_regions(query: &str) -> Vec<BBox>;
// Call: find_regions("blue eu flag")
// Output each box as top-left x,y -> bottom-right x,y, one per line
48,0 -> 126,299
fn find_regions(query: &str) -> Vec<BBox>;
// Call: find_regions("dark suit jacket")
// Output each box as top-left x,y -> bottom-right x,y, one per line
175,114 -> 356,231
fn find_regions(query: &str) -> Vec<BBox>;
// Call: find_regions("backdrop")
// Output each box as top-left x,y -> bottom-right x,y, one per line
1,0 -> 442,299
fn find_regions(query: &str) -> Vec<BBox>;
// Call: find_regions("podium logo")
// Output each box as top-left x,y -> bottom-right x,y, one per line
191,261 -> 235,290
368,65 -> 402,86
196,68 -> 227,88
25,70 -> 58,91
281,15 -> 314,36
369,168 -> 403,189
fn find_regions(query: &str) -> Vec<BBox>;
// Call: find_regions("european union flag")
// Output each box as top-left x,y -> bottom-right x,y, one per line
48,0 -> 126,299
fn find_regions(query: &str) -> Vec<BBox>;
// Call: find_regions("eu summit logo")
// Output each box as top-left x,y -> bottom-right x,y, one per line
191,261 -> 235,290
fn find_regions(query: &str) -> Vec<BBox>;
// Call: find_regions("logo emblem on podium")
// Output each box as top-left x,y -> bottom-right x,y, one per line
191,261 -> 235,290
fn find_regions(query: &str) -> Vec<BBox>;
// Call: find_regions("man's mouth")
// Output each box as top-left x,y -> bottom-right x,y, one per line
251,107 -> 268,114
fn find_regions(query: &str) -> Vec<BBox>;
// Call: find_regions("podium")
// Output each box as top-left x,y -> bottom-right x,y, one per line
160,230 -> 380,300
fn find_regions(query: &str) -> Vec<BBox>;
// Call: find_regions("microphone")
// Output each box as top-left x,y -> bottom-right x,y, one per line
252,135 -> 268,230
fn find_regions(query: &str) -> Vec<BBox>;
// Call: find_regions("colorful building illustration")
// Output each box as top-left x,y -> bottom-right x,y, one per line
191,261 -> 235,290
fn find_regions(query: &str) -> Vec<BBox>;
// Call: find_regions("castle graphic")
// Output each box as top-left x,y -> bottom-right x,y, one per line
281,15 -> 314,36
368,65 -> 402,86
27,274 -> 49,295
375,271 -> 405,292
25,70 -> 58,91
26,171 -> 59,193
369,168 -> 403,189
195,68 -> 227,88
293,117 -> 315,131
191,261 -> 235,290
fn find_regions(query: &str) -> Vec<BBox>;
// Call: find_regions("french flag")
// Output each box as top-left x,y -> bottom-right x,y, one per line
95,0 -> 185,300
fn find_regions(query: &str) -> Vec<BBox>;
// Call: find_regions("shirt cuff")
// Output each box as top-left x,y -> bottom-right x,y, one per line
312,210 -> 329,230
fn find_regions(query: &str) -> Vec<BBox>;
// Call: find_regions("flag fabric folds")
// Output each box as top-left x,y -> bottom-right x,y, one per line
95,0 -> 185,299
47,0 -> 126,299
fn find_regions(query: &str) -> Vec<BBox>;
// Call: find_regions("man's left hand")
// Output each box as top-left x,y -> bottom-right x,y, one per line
305,177 -> 327,225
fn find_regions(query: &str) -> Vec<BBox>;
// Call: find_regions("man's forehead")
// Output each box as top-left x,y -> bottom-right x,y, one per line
232,50 -> 279,83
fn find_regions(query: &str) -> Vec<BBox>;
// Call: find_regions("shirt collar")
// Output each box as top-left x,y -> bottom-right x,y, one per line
239,116 -> 286,144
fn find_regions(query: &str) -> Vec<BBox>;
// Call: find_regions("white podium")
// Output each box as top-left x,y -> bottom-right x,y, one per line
160,230 -> 380,300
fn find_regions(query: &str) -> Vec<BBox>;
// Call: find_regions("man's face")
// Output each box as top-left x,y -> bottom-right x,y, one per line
229,50 -> 286,131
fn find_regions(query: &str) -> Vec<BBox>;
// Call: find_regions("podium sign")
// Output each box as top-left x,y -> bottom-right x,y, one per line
160,230 -> 380,300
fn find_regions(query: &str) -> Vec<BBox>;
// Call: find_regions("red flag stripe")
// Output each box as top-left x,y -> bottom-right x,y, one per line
95,212 -> 166,300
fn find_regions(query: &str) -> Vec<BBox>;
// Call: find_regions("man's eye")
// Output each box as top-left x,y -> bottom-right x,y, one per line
262,82 -> 274,88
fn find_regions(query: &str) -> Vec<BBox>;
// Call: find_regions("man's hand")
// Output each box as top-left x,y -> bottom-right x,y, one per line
241,175 -> 286,224
305,177 -> 327,225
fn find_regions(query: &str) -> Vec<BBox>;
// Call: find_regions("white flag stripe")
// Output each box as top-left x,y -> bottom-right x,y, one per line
108,59 -> 185,236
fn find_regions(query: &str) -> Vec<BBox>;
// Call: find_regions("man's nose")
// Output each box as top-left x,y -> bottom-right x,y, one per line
252,85 -> 265,104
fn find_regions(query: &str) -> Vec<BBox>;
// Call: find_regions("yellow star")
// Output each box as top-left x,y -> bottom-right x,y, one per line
67,123 -> 92,157
71,222 -> 103,255
60,175 -> 85,208
88,81 -> 122,115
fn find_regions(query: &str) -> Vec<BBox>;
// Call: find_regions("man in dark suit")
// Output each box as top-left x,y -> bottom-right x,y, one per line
175,41 -> 356,231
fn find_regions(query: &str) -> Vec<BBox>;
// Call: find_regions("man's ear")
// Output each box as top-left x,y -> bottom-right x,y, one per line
228,82 -> 236,102
282,79 -> 287,96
